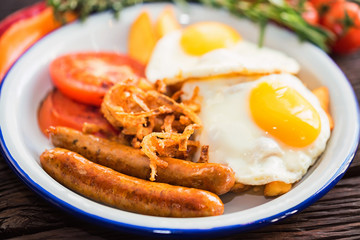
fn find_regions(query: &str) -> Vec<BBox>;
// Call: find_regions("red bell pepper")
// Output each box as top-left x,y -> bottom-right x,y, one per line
0,1 -> 77,81
0,1 -> 47,37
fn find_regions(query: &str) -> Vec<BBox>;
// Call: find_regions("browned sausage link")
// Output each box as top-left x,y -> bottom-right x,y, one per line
49,126 -> 235,195
40,148 -> 224,217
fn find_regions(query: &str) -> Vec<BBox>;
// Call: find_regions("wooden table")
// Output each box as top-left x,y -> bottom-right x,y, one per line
1,1 -> 359,239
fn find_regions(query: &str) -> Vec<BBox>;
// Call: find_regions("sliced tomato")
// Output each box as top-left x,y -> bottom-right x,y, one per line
38,88 -> 115,137
50,52 -> 146,106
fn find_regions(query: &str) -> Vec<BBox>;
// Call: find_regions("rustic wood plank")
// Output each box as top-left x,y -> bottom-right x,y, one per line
6,227 -> 151,240
0,163 -> 66,238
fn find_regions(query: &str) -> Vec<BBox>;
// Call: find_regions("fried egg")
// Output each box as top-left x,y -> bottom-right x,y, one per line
181,74 -> 331,185
146,22 -> 300,85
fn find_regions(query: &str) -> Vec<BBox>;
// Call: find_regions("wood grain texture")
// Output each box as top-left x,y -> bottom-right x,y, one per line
1,0 -> 360,239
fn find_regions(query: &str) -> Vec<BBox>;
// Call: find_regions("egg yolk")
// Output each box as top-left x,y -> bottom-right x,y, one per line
249,81 -> 321,148
180,22 -> 241,56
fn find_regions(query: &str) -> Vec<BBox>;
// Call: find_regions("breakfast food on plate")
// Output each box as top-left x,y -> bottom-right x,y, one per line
154,6 -> 181,40
49,52 -> 146,106
142,16 -> 332,196
146,22 -> 300,85
37,6 -> 333,217
181,74 -> 331,187
48,126 -> 235,195
264,181 -> 292,197
312,86 -> 334,130
40,148 -> 224,217
128,10 -> 157,65
128,7 -> 180,65
37,89 -> 115,137
100,82 -> 204,181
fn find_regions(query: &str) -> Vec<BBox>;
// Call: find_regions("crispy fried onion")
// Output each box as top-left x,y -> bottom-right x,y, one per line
172,86 -> 201,113
141,124 -> 200,181
101,83 -> 202,181
101,84 -> 201,140
102,84 -> 171,138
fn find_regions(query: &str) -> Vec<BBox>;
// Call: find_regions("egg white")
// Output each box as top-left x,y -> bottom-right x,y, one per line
181,74 -> 331,185
146,30 -> 300,85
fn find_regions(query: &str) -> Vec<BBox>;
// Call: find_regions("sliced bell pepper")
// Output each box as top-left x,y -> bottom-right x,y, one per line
0,3 -> 77,81
0,1 -> 47,37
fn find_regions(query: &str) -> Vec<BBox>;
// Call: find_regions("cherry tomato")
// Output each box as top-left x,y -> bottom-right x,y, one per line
50,52 -> 145,106
310,0 -> 344,16
38,88 -> 115,137
287,0 -> 319,25
322,1 -> 360,54
302,2 -> 320,25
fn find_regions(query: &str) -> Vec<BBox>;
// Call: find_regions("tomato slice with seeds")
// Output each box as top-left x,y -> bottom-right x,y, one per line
38,88 -> 115,137
50,52 -> 145,106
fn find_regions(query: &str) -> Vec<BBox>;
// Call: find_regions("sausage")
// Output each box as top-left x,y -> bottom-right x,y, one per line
40,148 -> 224,217
48,126 -> 235,195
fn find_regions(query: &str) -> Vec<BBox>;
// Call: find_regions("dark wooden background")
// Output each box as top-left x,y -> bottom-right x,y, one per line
1,1 -> 359,239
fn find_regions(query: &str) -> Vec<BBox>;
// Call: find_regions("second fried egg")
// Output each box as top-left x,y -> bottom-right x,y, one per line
146,22 -> 300,85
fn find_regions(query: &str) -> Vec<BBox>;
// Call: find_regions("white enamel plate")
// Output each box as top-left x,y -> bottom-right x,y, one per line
0,3 -> 359,237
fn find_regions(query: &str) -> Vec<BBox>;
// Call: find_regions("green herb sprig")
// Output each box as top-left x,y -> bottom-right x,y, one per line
47,0 -> 153,20
46,0 -> 334,52
200,0 -> 334,51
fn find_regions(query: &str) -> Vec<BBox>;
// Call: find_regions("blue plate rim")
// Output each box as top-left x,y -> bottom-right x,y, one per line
0,6 -> 359,237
